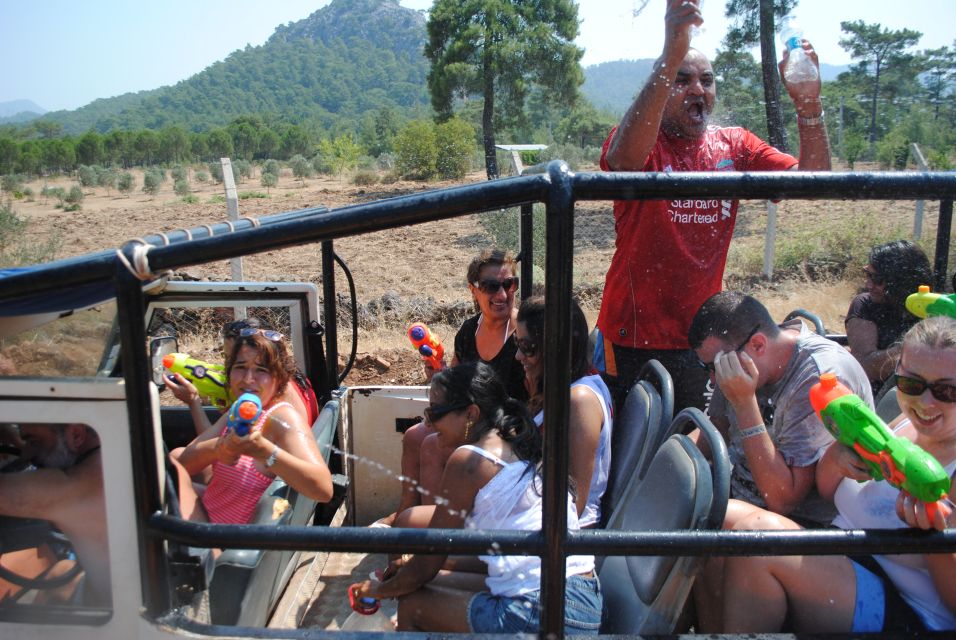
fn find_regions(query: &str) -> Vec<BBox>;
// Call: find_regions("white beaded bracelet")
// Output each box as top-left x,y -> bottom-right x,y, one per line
797,111 -> 825,126
739,423 -> 768,439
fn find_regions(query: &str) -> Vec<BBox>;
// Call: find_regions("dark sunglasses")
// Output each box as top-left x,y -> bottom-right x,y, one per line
515,337 -> 537,358
473,277 -> 519,294
423,402 -> 469,424
894,373 -> 956,403
239,327 -> 283,342
696,325 -> 760,373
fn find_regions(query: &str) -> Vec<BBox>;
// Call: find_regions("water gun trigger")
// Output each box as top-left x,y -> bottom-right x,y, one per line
348,583 -> 380,615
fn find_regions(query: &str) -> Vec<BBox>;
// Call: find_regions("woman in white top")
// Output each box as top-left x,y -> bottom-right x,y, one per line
515,296 -> 613,528
719,316 -> 956,633
354,361 -> 601,633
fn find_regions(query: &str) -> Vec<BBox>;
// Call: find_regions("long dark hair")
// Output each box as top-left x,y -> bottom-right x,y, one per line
869,240 -> 932,312
517,295 -> 591,403
431,361 -> 541,465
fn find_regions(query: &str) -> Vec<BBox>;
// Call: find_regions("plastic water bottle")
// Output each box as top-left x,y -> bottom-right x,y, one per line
341,606 -> 394,631
779,15 -> 819,84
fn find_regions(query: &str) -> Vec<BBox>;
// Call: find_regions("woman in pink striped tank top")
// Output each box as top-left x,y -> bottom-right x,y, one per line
171,331 -> 333,524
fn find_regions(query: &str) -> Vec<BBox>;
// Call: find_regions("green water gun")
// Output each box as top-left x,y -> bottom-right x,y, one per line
163,352 -> 229,408
809,372 -> 951,520
906,285 -> 956,320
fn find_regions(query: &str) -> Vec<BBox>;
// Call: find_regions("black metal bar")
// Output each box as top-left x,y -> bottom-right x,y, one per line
572,171 -> 956,201
320,240 -> 338,387
114,261 -> 170,617
934,199 -> 953,291
147,512 -> 956,557
519,202 -> 534,298
541,160 -> 575,638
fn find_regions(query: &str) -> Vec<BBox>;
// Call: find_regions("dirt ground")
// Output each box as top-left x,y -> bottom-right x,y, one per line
6,162 -> 943,386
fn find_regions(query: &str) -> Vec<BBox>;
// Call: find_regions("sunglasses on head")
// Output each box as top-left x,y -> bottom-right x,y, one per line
696,325 -> 761,373
239,327 -> 284,342
423,402 -> 469,424
473,277 -> 519,295
894,373 -> 956,403
515,337 -> 538,358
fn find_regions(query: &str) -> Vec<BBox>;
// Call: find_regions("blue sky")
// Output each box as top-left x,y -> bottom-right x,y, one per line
1,0 -> 953,112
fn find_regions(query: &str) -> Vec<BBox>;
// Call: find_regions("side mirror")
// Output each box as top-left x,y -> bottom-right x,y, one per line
149,335 -> 178,388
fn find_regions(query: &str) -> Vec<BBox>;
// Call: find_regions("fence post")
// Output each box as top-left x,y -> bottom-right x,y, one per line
911,143 -> 928,241
221,158 -> 243,281
221,158 -> 246,320
763,201 -> 778,280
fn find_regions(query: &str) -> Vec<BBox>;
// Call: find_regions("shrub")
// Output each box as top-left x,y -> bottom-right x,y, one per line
194,170 -> 209,183
170,165 -> 188,182
876,130 -> 910,170
173,179 -> 191,197
395,120 -> 437,180
97,168 -> 117,194
233,159 -> 252,181
262,159 -> 280,177
77,165 -> 97,188
290,155 -> 312,181
181,194 -> 198,204
2,174 -> 25,194
143,171 -> 161,196
0,199 -> 62,267
480,204 -> 547,271
238,191 -> 268,199
208,162 -> 224,184
261,171 -> 278,192
351,170 -> 379,186
117,172 -> 134,196
435,118 -> 475,179
65,185 -> 84,206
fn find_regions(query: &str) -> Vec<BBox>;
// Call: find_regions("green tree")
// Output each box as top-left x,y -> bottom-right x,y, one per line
76,130 -> 105,166
77,165 -> 98,189
159,126 -> 190,164
134,129 -> 160,166
279,125 -> 311,159
117,172 -> 134,196
289,154 -> 312,181
722,0 -> 797,152
435,118 -> 475,179
229,121 -> 259,161
921,45 -> 956,121
261,171 -> 278,193
258,128 -> 280,160
207,128 -> 234,160
839,20 -> 922,145
0,137 -> 19,175
143,170 -> 161,196
97,167 -> 117,195
425,0 -> 583,179
395,120 -> 438,179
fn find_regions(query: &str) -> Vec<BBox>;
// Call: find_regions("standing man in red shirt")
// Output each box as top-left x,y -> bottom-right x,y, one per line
594,0 -> 831,413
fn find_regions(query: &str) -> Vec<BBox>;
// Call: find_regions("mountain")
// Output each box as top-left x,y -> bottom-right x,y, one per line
582,59 -> 849,115
35,0 -> 429,135
0,99 -> 45,125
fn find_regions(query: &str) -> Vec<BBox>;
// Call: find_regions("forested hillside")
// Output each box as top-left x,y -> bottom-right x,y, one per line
31,0 -> 429,135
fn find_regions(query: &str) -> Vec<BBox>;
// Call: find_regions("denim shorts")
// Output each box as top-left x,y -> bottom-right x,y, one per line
467,574 -> 602,634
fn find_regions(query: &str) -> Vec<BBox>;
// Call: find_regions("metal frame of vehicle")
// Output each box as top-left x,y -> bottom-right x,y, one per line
1,163 -> 956,638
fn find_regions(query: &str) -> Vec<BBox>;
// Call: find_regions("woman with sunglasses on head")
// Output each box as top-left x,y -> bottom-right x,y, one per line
846,240 -> 932,397
354,361 -> 601,633
719,316 -> 956,633
166,319 -> 319,438
380,249 -> 528,526
515,296 -> 613,528
170,331 -> 333,524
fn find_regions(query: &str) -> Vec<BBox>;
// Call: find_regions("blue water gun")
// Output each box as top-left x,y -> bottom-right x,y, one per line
226,392 -> 262,436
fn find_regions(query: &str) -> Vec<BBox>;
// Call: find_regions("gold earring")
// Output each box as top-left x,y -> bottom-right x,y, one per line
464,420 -> 473,441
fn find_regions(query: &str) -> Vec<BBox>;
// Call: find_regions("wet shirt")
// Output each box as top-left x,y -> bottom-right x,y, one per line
455,314 -> 528,401
597,125 -> 796,349
709,321 -> 873,525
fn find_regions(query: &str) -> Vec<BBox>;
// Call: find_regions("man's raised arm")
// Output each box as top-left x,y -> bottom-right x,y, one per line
605,0 -> 703,170
780,40 -> 832,171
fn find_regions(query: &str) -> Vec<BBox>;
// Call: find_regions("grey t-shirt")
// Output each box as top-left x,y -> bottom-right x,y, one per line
708,320 -> 874,525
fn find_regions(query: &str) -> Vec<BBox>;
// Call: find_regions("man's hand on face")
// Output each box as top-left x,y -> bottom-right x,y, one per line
713,349 -> 760,408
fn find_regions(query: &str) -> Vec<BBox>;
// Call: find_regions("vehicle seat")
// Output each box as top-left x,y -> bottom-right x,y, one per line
598,408 -> 729,634
875,385 -> 902,423
600,360 -> 674,530
206,398 -> 339,626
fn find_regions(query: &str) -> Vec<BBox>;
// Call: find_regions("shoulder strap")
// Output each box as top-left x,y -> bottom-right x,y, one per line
458,444 -> 506,467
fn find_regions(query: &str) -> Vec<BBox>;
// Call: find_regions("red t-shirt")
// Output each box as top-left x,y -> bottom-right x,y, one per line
598,125 -> 796,349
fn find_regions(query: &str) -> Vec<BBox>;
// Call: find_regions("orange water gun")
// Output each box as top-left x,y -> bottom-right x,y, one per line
407,322 -> 444,370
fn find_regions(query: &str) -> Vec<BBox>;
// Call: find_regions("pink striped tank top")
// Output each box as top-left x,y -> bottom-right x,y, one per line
201,402 -> 291,524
